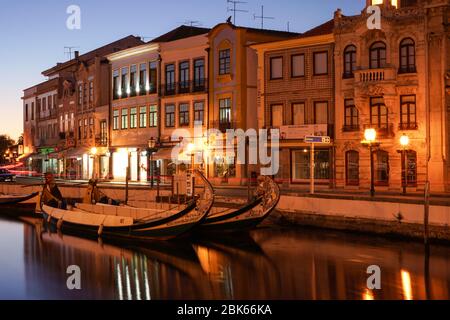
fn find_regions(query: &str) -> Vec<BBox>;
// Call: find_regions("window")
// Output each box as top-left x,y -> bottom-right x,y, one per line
346,151 -> 359,186
313,51 -> 328,75
399,38 -> 416,73
219,98 -> 232,127
219,49 -> 231,75
291,54 -> 305,78
314,102 -> 328,124
370,97 -> 388,129
343,45 -> 357,78
53,94 -> 57,108
402,150 -> 417,186
179,61 -> 190,92
165,105 -> 175,127
374,150 -> 389,186
130,65 -> 137,97
400,95 -> 417,130
121,67 -> 129,97
270,57 -> 283,80
130,107 -> 137,129
292,149 -> 330,181
194,59 -> 205,89
149,105 -> 157,127
139,106 -> 147,128
42,97 -> 47,111
139,64 -> 147,95
70,113 -> 74,132
83,83 -> 88,105
271,104 -> 283,127
48,96 -> 52,109
89,117 -> 94,138
31,102 -> 34,120
89,81 -> 94,103
370,42 -> 387,69
179,103 -> 190,126
113,110 -> 119,130
100,121 -> 107,146
292,103 -> 305,125
121,109 -> 128,129
25,104 -> 29,122
165,64 -> 175,94
65,113 -> 69,132
113,70 -> 120,99
78,120 -> 82,139
344,99 -> 359,131
194,101 -> 204,124
149,62 -> 157,93
83,118 -> 88,139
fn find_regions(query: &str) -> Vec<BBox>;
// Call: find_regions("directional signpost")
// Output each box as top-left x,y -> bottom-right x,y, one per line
304,136 -> 331,195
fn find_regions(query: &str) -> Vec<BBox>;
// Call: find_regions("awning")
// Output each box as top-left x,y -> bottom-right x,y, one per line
61,147 -> 89,159
151,148 -> 174,160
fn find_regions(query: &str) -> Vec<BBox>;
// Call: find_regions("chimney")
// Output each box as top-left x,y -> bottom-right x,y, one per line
74,51 -> 79,59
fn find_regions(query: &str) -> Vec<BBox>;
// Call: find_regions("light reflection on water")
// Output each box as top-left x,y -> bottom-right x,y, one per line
0,216 -> 449,300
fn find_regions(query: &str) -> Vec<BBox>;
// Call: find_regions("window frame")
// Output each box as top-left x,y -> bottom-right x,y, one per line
270,56 -> 284,80
399,38 -> 416,74
400,95 -> 417,130
344,99 -> 359,131
149,105 -> 158,128
219,49 -> 231,75
165,105 -> 175,128
313,51 -> 329,76
139,106 -> 147,128
370,97 -> 388,130
345,150 -> 360,186
179,103 -> 190,127
121,108 -> 128,130
291,54 -> 305,78
369,41 -> 387,69
194,101 -> 205,125
343,45 -> 357,78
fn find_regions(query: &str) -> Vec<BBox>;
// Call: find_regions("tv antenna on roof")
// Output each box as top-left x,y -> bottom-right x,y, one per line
253,5 -> 274,29
182,20 -> 202,27
227,0 -> 248,25
64,46 -> 79,60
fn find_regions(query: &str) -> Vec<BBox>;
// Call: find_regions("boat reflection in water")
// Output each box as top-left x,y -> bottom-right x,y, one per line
5,217 -> 450,300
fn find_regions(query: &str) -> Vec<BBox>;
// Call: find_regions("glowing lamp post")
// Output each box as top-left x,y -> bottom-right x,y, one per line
363,128 -> 377,197
400,134 -> 410,195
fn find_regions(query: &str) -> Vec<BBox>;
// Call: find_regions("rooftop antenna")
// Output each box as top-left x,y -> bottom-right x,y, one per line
253,5 -> 275,29
64,46 -> 79,60
182,20 -> 202,27
227,0 -> 248,25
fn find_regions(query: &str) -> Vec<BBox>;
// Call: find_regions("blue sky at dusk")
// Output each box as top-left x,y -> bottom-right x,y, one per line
0,0 -> 365,140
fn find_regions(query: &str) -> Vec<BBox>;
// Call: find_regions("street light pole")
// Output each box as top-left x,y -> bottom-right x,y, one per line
369,142 -> 375,197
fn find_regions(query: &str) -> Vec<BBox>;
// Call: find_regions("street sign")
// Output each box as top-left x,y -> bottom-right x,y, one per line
304,136 -> 331,144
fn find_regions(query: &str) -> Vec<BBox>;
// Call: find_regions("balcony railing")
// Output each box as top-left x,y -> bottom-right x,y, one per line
354,66 -> 397,83
160,79 -> 208,96
399,122 -> 418,130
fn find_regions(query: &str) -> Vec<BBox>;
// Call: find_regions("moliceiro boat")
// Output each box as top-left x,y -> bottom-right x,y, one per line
0,192 -> 39,205
39,170 -> 214,241
200,176 -> 280,232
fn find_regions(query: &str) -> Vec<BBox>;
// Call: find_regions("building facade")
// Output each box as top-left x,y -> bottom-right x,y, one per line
207,23 -> 299,185
334,0 -> 450,192
253,21 -> 335,189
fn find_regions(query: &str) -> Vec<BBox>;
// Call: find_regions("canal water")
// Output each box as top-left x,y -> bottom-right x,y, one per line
0,215 -> 449,300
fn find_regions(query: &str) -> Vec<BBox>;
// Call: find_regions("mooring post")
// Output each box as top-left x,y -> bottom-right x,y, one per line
424,181 -> 430,245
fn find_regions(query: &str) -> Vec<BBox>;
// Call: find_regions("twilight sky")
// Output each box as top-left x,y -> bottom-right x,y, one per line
0,0 -> 365,140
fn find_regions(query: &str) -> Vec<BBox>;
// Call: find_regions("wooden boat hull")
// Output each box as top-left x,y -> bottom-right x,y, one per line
198,176 -> 280,232
0,192 -> 39,205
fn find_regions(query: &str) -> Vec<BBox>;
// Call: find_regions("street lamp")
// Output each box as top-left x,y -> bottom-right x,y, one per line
400,134 -> 410,195
363,128 -> 377,197
148,137 -> 157,188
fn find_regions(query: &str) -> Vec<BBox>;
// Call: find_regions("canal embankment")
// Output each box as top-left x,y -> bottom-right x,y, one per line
2,182 -> 449,243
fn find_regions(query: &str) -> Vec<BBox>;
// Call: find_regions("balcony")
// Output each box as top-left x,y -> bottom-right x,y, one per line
342,125 -> 360,133
354,66 -> 397,84
399,122 -> 418,131
160,79 -> 208,97
37,108 -> 57,120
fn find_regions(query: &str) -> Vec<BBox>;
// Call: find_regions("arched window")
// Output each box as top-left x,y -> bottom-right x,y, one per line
374,150 -> 389,186
343,45 -> 357,78
402,150 -> 417,187
346,151 -> 359,186
370,42 -> 387,69
399,38 -> 416,73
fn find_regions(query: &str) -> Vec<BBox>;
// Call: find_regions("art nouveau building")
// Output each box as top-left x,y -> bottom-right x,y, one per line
334,0 -> 450,192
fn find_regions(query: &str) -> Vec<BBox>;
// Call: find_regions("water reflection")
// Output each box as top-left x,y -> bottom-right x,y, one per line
1,216 -> 450,300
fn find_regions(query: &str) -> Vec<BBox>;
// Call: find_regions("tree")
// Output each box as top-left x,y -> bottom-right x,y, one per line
0,135 -> 15,164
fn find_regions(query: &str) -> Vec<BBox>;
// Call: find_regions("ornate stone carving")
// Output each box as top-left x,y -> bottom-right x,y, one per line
62,79 -> 75,99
